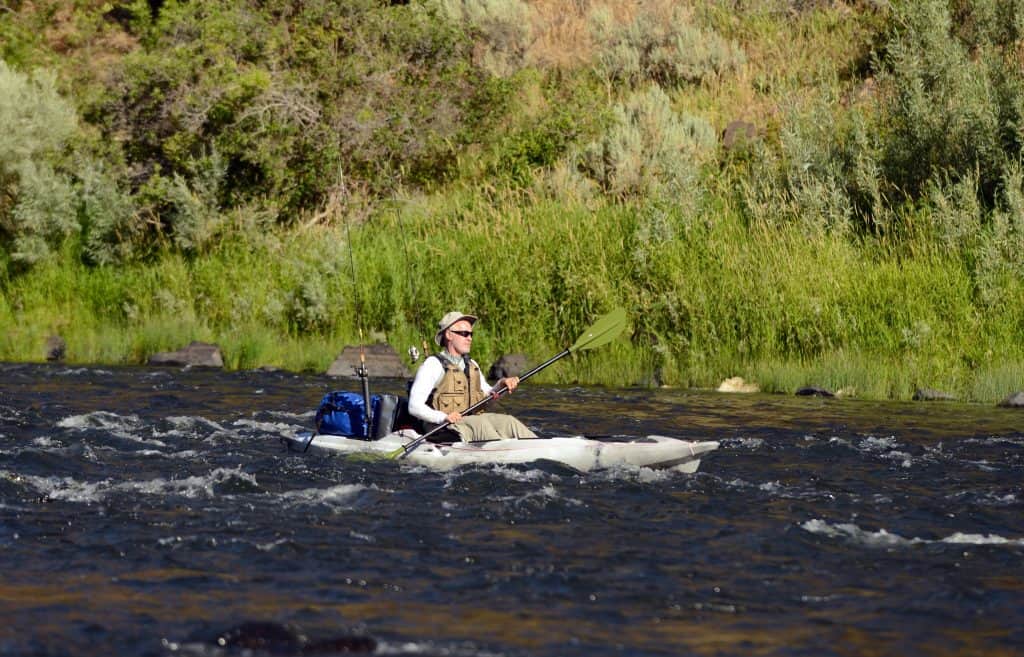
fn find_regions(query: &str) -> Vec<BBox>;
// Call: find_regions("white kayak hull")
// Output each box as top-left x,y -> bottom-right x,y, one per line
283,430 -> 718,473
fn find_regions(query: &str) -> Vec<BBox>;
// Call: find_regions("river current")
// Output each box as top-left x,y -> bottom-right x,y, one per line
0,363 -> 1021,656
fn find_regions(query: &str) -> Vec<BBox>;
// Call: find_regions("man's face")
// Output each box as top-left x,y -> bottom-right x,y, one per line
445,319 -> 474,356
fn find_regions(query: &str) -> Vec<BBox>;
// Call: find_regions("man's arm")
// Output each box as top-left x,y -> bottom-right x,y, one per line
407,357 -> 448,425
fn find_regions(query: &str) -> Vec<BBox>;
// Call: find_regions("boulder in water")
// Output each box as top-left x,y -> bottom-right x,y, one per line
210,620 -> 377,654
795,386 -> 834,397
998,391 -> 1024,408
717,376 -> 759,393
327,343 -> 410,378
913,388 -> 957,402
148,341 -> 224,368
489,353 -> 530,380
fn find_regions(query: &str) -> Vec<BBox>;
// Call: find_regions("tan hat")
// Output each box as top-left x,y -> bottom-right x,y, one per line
434,311 -> 478,345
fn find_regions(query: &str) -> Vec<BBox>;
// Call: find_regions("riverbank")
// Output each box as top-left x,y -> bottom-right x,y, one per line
3,192 -> 1022,403
2,1 -> 1023,402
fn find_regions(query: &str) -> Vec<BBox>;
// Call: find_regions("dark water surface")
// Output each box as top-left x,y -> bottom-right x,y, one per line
1,363 -> 1021,656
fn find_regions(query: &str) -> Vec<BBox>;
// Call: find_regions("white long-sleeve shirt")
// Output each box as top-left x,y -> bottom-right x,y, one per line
407,355 -> 493,425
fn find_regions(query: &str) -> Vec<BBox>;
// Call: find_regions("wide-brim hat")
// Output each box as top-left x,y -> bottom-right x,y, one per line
434,311 -> 478,345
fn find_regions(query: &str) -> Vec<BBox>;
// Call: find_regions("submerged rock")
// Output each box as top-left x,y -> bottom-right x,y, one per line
795,386 -> 834,397
998,391 -> 1024,408
717,376 -> 760,393
913,388 -> 957,402
148,341 -> 224,368
210,621 -> 376,655
489,353 -> 530,380
327,343 -> 410,378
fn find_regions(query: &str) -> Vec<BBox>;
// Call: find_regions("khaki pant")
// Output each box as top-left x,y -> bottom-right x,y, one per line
449,413 -> 537,442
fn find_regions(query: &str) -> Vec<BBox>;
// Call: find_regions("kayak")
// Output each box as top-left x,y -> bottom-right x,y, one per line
282,430 -> 719,473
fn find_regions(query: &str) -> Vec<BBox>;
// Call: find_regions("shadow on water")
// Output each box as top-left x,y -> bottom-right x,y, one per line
0,363 -> 1022,657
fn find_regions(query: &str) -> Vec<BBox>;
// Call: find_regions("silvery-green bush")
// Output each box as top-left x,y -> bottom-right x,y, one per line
589,4 -> 745,88
744,0 -> 1024,241
577,85 -> 715,200
0,62 -> 79,266
439,0 -> 531,76
77,161 -> 141,266
878,0 -> 1010,203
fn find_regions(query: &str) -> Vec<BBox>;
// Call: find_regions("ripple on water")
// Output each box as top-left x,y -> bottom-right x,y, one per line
800,518 -> 1024,548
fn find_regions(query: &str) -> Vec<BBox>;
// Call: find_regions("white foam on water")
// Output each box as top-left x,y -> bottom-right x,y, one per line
132,467 -> 260,498
256,537 -> 292,551
879,450 -> 914,468
2,466 -> 260,504
57,411 -> 169,448
55,367 -> 113,376
716,475 -> 827,501
801,518 -> 1024,548
948,491 -> 1019,506
262,410 -> 315,422
233,418 -> 306,437
280,483 -> 370,506
165,415 -> 229,433
349,530 -> 375,543
0,409 -> 23,423
727,437 -> 765,449
1,470 -> 110,503
860,435 -> 900,451
942,532 -> 1024,546
512,483 -> 583,508
58,410 -> 136,431
482,464 -> 561,484
373,639 -> 506,657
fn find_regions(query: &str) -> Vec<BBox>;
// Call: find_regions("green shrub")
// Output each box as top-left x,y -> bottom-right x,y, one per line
439,0 -> 532,76
94,0 -> 503,221
77,160 -> 142,266
589,3 -> 745,88
877,0 -> 1010,204
485,72 -> 608,188
577,85 -> 715,199
0,62 -> 80,267
285,276 -> 332,335
975,160 -> 1024,307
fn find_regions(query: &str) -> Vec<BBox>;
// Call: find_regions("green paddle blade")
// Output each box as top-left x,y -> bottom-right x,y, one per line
569,307 -> 627,353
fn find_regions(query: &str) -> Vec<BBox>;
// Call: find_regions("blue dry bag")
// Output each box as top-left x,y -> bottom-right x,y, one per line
314,391 -> 369,438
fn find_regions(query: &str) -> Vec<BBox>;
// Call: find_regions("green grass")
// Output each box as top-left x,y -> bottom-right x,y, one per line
3,190 -> 1021,403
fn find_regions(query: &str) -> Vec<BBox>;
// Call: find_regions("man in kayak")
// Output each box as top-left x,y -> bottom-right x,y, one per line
407,311 -> 538,442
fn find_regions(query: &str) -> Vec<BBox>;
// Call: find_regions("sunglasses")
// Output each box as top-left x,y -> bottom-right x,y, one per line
449,330 -> 474,337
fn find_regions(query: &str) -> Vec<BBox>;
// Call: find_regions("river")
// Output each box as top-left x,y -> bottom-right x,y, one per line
1,363 -> 1021,656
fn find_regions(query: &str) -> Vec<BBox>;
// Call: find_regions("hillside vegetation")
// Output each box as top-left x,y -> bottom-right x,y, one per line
1,0 -> 1023,401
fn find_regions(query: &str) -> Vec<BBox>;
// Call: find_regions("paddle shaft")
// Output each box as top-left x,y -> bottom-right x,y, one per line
396,347 -> 571,458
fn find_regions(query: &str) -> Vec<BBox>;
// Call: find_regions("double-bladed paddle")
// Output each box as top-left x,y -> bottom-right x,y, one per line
391,307 -> 628,459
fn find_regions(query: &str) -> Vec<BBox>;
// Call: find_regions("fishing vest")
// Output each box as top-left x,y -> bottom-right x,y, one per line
427,355 -> 486,414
